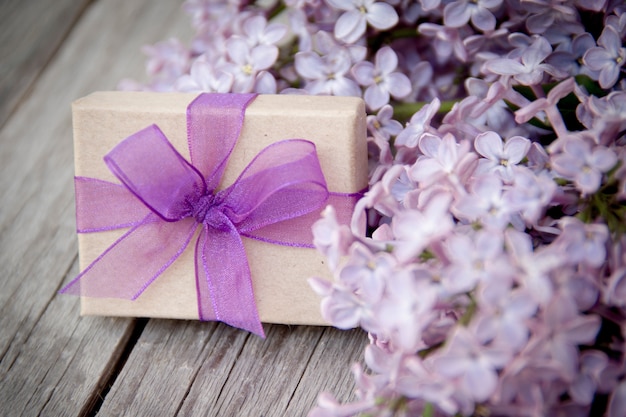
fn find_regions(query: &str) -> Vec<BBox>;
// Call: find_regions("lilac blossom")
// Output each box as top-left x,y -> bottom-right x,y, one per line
294,49 -> 361,96
554,217 -> 610,269
453,174 -> 514,229
547,32 -> 599,78
433,326 -> 510,403
473,131 -> 531,183
392,191 -> 454,263
584,90 -> 626,145
583,25 -> 626,89
394,98 -> 440,148
483,35 -> 565,85
550,135 -> 618,195
326,0 -> 399,44
352,46 -> 412,110
409,133 -> 478,190
474,285 -> 538,351
441,229 -> 510,293
366,104 -> 403,140
506,166 -> 557,226
418,23 -> 469,63
175,56 -> 234,93
222,37 -> 278,93
443,0 -> 502,32
240,15 -> 287,48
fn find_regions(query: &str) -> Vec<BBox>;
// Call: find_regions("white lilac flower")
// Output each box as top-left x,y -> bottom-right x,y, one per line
473,131 -> 531,183
409,133 -> 478,190
352,46 -> 412,110
240,15 -> 287,48
527,292 -> 601,380
294,49 -> 361,96
474,285 -> 538,351
523,0 -> 580,35
337,243 -> 389,305
506,166 -> 556,226
547,32 -> 599,78
586,90 -> 626,145
312,205 -> 354,271
441,229 -> 511,293
483,36 -> 566,85
550,135 -> 618,195
392,190 -> 454,263
453,174 -> 513,230
373,267 -> 439,350
418,23 -> 469,63
366,104 -> 403,140
443,0 -> 502,32
223,38 -> 278,93
583,25 -> 626,89
464,79 -> 516,134
175,56 -> 234,93
433,326 -> 511,403
555,217 -> 610,269
504,229 -> 561,305
326,0 -> 399,44
142,38 -> 191,83
395,98 -> 440,148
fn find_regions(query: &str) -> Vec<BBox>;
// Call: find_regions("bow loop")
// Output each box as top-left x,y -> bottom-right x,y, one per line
105,124 -> 207,222
222,139 -> 329,229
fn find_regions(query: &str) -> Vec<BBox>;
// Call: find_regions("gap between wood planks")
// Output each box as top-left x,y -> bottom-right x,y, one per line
81,317 -> 149,417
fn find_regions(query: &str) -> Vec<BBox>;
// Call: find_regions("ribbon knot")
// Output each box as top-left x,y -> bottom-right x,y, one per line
61,93 -> 362,338
184,189 -> 222,225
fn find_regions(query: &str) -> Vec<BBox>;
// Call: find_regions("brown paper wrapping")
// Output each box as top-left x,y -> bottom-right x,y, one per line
72,92 -> 367,325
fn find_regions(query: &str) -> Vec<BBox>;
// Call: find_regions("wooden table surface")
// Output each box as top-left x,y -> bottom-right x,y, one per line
0,1 -> 367,415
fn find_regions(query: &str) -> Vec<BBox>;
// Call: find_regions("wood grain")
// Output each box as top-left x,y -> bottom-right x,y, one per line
0,0 -> 368,415
0,0 -> 192,415
0,0 -> 92,129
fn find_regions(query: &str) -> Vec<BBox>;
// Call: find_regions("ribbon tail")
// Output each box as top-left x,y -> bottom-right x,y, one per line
61,215 -> 198,300
241,191 -> 364,248
75,177 -> 151,232
196,216 -> 264,338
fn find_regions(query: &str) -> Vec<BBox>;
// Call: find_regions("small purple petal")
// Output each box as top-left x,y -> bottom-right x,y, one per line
444,0 -> 472,28
365,84 -> 390,110
376,46 -> 398,75
352,61 -> 375,85
366,2 -> 399,31
474,131 -> 503,160
335,10 -> 367,43
387,72 -> 412,98
471,6 -> 496,32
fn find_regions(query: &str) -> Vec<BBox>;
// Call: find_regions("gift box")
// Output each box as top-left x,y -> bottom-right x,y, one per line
63,92 -> 367,336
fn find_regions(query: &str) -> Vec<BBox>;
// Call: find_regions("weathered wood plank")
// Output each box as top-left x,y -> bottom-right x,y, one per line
96,320 -> 249,417
0,258 -> 140,417
0,0 -> 92,129
99,322 -> 367,416
191,325 -> 324,417
0,0 -> 191,415
285,327 -> 366,414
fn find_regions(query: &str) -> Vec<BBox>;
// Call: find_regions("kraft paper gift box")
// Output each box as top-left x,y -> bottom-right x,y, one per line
66,91 -> 367,334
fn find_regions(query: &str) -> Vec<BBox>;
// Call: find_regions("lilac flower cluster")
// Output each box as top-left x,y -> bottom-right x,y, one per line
123,0 -> 626,415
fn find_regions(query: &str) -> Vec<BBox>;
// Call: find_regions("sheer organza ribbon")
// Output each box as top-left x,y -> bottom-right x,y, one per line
61,93 -> 360,337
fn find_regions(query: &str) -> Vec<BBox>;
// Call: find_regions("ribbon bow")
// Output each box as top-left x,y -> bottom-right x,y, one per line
61,93 -> 355,338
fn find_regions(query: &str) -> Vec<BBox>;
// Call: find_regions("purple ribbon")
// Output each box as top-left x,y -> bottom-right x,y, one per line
61,93 -> 361,338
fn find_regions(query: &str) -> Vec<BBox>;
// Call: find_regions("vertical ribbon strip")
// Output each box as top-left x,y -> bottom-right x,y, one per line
61,93 -> 359,338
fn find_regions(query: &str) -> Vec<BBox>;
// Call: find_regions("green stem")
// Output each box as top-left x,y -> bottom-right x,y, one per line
265,1 -> 286,20
392,100 -> 458,121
